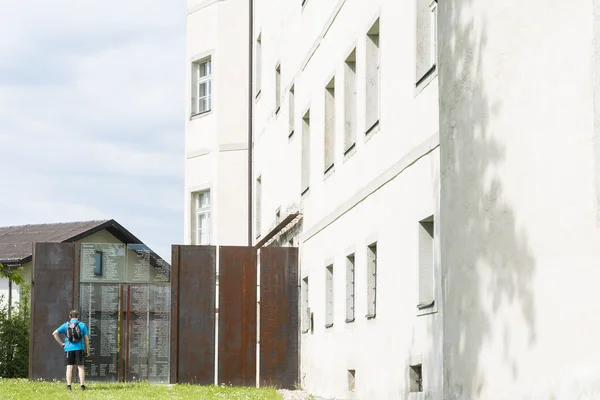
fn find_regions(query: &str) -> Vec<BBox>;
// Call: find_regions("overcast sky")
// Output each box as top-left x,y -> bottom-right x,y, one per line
0,1 -> 187,261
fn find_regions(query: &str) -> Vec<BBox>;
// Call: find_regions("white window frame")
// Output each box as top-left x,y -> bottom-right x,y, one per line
429,0 -> 437,67
195,190 -> 211,245
193,59 -> 212,115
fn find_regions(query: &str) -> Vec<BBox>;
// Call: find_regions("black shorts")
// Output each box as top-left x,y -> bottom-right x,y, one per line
64,350 -> 85,366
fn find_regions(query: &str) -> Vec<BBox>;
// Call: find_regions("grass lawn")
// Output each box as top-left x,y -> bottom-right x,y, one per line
0,379 -> 282,399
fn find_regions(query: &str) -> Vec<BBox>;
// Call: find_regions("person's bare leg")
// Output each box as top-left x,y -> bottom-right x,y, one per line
78,365 -> 85,386
66,365 -> 73,386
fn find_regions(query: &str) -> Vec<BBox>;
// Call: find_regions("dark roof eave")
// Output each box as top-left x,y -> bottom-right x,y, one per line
2,219 -> 144,265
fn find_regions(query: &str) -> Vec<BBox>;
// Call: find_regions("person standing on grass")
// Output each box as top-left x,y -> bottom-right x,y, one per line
52,310 -> 90,391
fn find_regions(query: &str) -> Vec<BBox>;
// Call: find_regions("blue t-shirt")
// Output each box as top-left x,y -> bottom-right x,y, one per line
56,319 -> 89,352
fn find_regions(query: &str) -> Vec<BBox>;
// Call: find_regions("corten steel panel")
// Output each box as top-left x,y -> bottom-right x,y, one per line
30,243 -> 76,380
259,247 -> 299,389
169,246 -> 179,384
171,245 -> 216,384
218,246 -> 257,387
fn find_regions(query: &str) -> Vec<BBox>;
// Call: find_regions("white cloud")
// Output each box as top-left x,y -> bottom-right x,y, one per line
0,0 -> 186,262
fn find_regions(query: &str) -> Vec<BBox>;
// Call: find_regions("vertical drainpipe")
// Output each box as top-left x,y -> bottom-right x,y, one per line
248,0 -> 254,247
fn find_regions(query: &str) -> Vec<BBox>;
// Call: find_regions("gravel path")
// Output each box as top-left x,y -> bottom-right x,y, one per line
277,389 -> 330,400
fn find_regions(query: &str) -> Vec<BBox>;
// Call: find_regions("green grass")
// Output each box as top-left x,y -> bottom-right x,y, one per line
0,379 -> 282,400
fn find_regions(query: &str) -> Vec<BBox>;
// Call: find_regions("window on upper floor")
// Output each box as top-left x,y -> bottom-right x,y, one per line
345,253 -> 355,322
191,58 -> 212,115
366,19 -> 380,134
301,110 -> 311,195
344,50 -> 357,155
325,264 -> 334,328
366,242 -> 377,318
289,84 -> 295,137
191,190 -> 211,245
256,34 -> 262,97
275,63 -> 281,114
324,77 -> 335,174
416,0 -> 438,86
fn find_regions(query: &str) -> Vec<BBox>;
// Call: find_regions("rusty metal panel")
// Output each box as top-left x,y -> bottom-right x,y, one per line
173,245 -> 216,384
218,246 -> 257,387
169,246 -> 179,384
259,247 -> 299,389
30,242 -> 76,380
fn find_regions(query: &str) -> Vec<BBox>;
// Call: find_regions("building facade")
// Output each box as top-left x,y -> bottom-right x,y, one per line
253,0 -> 440,399
186,0 -> 600,398
184,0 -> 250,247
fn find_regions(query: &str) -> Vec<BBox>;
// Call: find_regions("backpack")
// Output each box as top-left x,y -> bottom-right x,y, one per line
66,321 -> 82,343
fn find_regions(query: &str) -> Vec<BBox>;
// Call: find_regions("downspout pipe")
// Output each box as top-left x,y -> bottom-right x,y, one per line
248,0 -> 254,246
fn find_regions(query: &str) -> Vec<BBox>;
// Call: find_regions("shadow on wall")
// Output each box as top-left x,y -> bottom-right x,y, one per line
439,0 -> 537,398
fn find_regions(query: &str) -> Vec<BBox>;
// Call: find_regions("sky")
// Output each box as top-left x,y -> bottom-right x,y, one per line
0,1 -> 187,261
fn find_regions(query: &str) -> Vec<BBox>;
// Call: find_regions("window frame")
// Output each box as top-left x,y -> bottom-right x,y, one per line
192,58 -> 212,116
194,190 -> 211,245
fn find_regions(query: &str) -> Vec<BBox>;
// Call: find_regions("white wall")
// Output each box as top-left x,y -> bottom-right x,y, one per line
439,0 -> 599,398
254,0 -> 440,398
184,0 -> 250,246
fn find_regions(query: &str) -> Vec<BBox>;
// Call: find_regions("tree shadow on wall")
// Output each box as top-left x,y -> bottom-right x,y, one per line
439,0 -> 537,398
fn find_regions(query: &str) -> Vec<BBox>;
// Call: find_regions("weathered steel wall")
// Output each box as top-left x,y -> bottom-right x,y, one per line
259,247 -> 299,389
30,242 -> 76,380
218,246 -> 257,386
170,245 -> 216,384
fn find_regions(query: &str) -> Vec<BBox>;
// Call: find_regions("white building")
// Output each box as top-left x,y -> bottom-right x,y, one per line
184,0 -> 250,247
186,0 -> 600,398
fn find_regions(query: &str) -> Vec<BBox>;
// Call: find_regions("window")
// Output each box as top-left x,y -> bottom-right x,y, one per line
366,243 -> 377,318
256,34 -> 262,97
418,216 -> 435,310
302,276 -> 310,333
192,190 -> 211,244
192,59 -> 212,115
289,85 -> 295,137
275,63 -> 281,114
348,370 -> 356,392
345,253 -> 355,322
301,110 -> 311,195
365,19 -> 380,133
324,77 -> 335,174
430,0 -> 437,66
344,50 -> 357,154
416,0 -> 437,84
325,264 -> 334,327
410,364 -> 423,392
255,177 -> 262,238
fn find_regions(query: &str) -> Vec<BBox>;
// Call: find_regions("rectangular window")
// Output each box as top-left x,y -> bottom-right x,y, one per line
366,242 -> 377,318
192,190 -> 211,245
418,216 -> 435,309
345,253 -> 355,322
348,370 -> 356,392
324,77 -> 335,173
325,264 -> 334,327
416,0 -> 437,84
256,34 -> 262,96
301,110 -> 311,195
192,58 -> 212,115
255,177 -> 262,238
410,364 -> 423,392
302,276 -> 310,333
289,85 -> 295,137
275,63 -> 281,113
365,19 -> 380,133
344,50 -> 357,154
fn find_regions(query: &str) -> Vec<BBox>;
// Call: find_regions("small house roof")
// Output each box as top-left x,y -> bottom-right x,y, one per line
0,219 -> 142,265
